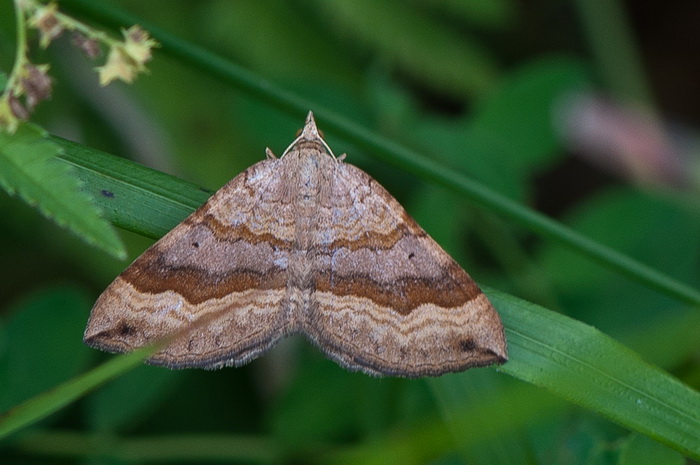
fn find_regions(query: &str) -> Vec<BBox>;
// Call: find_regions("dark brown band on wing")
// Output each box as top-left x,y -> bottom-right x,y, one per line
315,261 -> 481,315
120,249 -> 286,305
197,210 -> 429,253
191,214 -> 291,250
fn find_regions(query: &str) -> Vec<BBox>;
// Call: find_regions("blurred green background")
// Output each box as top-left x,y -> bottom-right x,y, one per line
1,1 -> 699,464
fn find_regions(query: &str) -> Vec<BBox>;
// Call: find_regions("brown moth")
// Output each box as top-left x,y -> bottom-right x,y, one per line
84,112 -> 507,377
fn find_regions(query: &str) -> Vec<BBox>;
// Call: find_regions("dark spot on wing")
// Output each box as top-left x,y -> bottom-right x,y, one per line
117,321 -> 133,337
459,339 -> 476,352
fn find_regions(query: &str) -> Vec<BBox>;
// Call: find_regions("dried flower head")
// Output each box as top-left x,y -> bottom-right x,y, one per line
29,2 -> 64,48
8,93 -> 29,120
71,32 -> 101,59
97,26 -> 158,86
1,0 -> 158,132
97,48 -> 136,85
122,25 -> 157,67
20,63 -> 52,109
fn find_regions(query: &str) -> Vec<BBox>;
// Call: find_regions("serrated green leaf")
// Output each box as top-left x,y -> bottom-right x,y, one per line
0,124 -> 126,259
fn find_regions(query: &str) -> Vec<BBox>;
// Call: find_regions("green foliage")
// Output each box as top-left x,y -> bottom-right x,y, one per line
52,136 -> 210,239
0,0 -> 698,464
493,289 -> 700,458
618,434 -> 685,465
310,0 -> 500,98
0,124 -> 125,258
0,286 -> 94,413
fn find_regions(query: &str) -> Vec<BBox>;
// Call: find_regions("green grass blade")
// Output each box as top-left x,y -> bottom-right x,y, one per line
491,287 -> 700,459
51,136 -> 210,240
331,288 -> 700,463
58,0 -> 700,308
0,348 -> 151,440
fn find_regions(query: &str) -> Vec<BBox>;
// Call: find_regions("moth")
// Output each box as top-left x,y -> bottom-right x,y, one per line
84,112 -> 507,377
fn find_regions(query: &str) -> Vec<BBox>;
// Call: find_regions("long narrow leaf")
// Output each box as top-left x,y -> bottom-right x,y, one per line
334,288 -> 700,463
0,348 -> 150,440
491,288 -> 700,459
51,136 -> 210,239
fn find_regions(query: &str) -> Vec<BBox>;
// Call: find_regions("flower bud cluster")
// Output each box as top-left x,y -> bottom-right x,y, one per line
1,1 -> 158,132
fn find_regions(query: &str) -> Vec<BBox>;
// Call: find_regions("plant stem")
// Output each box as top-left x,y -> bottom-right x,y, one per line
6,0 -> 28,93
